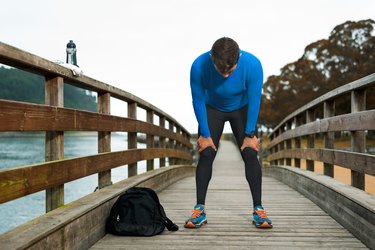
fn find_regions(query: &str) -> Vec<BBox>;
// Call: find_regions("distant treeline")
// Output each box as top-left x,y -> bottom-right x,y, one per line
0,66 -> 97,111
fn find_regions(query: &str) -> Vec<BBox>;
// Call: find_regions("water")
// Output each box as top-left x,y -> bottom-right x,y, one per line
0,133 -> 154,234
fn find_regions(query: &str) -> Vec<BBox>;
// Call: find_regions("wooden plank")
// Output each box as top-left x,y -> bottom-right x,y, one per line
269,73 -> 375,136
323,100 -> 335,177
159,116 -> 166,167
0,148 -> 192,204
147,110 -> 154,171
98,92 -> 111,189
268,148 -> 375,175
128,102 -> 138,177
0,165 -> 195,250
0,99 -> 192,149
0,42 -> 190,135
92,141 -> 367,250
351,90 -> 366,190
293,115 -> 301,168
306,109 -> 315,171
45,76 -> 64,212
267,109 -> 375,148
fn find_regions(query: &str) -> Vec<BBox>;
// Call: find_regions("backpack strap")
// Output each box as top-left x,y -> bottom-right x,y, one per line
159,204 -> 179,231
164,216 -> 179,231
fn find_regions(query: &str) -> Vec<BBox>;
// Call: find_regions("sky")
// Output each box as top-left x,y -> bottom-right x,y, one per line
1,0 -> 374,133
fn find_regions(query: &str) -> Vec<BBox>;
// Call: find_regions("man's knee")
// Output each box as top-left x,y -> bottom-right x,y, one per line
199,147 -> 217,160
241,147 -> 258,162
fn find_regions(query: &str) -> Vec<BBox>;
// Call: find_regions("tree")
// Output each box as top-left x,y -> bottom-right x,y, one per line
259,19 -> 375,129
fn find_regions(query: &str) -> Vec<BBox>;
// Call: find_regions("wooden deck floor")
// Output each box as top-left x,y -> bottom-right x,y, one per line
91,140 -> 367,250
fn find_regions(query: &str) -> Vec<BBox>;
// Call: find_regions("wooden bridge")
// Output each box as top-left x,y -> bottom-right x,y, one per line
0,42 -> 374,249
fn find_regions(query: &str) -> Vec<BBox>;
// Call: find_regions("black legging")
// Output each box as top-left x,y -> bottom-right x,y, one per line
196,105 -> 262,208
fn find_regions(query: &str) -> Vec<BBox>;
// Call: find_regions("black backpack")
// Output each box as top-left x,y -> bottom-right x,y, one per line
106,187 -> 179,236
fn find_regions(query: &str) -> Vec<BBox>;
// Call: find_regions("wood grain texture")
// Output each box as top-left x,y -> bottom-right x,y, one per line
0,99 -> 192,149
91,141 -> 367,250
0,148 -> 192,203
0,42 -> 190,135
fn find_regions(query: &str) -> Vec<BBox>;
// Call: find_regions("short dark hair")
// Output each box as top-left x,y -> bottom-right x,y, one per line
211,37 -> 240,74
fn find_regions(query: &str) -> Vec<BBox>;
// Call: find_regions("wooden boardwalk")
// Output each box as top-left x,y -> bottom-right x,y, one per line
91,141 -> 367,250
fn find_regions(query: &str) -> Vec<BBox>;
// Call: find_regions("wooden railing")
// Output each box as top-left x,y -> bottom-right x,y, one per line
0,42 -> 193,212
267,73 -> 375,190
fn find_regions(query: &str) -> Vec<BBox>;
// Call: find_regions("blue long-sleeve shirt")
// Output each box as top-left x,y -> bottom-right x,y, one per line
190,50 -> 263,137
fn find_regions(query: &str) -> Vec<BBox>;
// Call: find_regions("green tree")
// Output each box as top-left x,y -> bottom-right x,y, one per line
0,66 -> 97,111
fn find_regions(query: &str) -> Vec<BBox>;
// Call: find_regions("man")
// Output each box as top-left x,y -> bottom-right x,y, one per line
185,37 -> 272,229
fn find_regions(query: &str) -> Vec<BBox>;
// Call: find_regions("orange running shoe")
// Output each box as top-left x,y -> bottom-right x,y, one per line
184,204 -> 207,228
253,206 -> 273,228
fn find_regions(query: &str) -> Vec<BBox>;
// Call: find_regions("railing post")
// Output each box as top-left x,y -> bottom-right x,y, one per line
272,132 -> 278,166
45,76 -> 64,212
169,121 -> 175,166
98,92 -> 111,189
306,109 -> 315,171
324,100 -> 335,177
147,110 -> 154,171
278,128 -> 284,166
128,102 -> 137,176
176,127 -> 182,165
294,115 -> 301,168
285,121 -> 292,166
159,116 -> 166,167
351,90 -> 366,189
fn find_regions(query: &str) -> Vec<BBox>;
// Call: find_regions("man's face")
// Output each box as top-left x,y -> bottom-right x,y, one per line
213,63 -> 237,78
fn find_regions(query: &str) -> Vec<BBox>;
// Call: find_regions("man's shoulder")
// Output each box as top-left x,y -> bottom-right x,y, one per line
240,50 -> 260,63
192,51 -> 211,67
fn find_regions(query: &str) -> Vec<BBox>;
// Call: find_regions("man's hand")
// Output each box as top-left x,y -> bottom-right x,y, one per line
240,136 -> 260,152
197,136 -> 217,152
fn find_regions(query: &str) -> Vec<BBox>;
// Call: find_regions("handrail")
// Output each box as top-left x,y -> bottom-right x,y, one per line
0,41 -> 193,212
267,73 -> 375,191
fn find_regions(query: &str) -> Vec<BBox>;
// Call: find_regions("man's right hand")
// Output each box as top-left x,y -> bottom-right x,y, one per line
197,136 -> 217,152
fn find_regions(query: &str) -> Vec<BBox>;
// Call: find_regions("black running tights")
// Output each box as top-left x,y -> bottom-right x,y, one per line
196,105 -> 262,208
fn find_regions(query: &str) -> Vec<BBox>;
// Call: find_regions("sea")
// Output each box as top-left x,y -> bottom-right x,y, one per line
0,132 -> 154,234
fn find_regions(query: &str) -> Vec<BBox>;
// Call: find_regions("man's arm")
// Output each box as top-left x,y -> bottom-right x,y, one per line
241,56 -> 263,152
190,65 -> 210,138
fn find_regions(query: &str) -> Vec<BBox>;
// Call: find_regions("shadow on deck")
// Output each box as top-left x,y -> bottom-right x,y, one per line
91,141 -> 369,250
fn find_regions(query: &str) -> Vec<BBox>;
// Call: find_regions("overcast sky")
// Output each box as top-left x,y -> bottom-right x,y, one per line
1,0 -> 374,133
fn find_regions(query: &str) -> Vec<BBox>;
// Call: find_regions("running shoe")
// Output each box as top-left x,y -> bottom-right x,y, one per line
252,205 -> 273,228
184,204 -> 207,228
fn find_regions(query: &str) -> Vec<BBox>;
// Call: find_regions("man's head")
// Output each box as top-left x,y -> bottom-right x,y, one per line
210,37 -> 240,77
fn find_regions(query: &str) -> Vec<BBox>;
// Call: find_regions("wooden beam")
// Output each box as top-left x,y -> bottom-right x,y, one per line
268,148 -> 375,176
98,92 -> 111,189
127,102 -> 137,177
45,76 -> 64,212
267,110 -> 375,149
159,116 -> 166,167
0,100 -> 192,148
323,100 -> 335,177
0,42 -> 191,136
146,110 -> 154,171
0,148 -> 192,204
306,109 -> 315,172
351,90 -> 366,190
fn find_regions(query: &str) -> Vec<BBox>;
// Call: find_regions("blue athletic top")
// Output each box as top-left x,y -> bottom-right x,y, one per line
190,50 -> 263,137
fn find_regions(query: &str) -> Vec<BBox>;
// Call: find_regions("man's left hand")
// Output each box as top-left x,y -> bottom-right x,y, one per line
240,136 -> 260,152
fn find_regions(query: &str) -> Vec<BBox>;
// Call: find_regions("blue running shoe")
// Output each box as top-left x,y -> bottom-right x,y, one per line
184,204 -> 207,228
253,205 -> 273,228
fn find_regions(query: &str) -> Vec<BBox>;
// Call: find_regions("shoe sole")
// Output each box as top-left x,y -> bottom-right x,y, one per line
253,220 -> 273,228
184,219 -> 207,229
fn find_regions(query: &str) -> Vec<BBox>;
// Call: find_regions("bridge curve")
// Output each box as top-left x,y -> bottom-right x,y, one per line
0,42 -> 374,249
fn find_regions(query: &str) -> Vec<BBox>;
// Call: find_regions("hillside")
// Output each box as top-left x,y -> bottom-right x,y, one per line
0,66 -> 97,111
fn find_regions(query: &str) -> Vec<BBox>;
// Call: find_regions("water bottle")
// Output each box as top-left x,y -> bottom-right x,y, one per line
66,40 -> 78,66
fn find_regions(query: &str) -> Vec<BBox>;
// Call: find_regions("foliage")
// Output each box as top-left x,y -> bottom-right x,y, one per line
259,19 -> 375,128
0,66 -> 97,112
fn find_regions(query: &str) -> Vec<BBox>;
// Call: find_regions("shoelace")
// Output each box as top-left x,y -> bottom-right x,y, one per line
254,209 -> 267,218
191,208 -> 203,218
